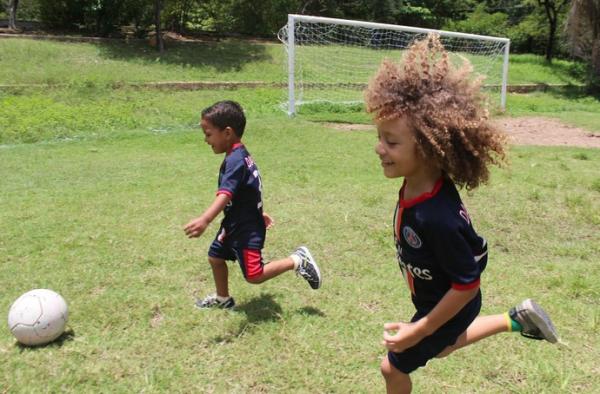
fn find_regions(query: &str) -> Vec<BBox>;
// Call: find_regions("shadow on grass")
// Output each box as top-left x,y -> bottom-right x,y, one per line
210,293 -> 325,343
295,306 -> 326,317
94,39 -> 271,72
235,293 -> 283,324
15,328 -> 75,351
209,293 -> 282,344
544,85 -> 600,102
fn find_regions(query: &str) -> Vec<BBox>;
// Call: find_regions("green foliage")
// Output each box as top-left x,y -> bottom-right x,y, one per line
227,0 -> 298,36
35,0 -> 154,36
506,11 -> 549,54
4,0 -> 39,20
0,0 -> 573,62
445,4 -> 509,37
395,4 -> 436,27
36,0 -> 87,30
14,0 -> 483,37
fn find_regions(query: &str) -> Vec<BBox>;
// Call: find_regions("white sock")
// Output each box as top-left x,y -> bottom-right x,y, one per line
290,253 -> 301,270
216,295 -> 230,302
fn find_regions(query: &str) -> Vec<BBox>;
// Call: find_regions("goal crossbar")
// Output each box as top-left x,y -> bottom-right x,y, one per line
287,14 -> 510,44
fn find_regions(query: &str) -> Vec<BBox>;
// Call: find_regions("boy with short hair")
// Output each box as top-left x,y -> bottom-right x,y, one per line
184,100 -> 321,309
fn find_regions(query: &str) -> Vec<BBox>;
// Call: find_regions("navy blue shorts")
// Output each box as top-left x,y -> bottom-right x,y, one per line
388,291 -> 482,374
208,228 -> 265,279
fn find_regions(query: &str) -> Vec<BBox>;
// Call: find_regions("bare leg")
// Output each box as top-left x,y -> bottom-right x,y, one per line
437,314 -> 508,358
208,256 -> 229,297
381,356 -> 412,394
377,314 -> 509,393
246,257 -> 295,284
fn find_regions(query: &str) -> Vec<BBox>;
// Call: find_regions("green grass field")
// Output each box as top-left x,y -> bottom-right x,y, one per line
1,37 -> 599,393
0,38 -> 585,87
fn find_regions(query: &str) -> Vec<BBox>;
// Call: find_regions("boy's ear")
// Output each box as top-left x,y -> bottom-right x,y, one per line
223,126 -> 236,138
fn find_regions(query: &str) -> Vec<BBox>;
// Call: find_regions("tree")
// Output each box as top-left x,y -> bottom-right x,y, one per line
536,0 -> 570,62
38,0 -> 91,31
444,3 -> 509,37
154,0 -> 164,53
166,0 -> 193,33
296,0 -> 341,16
565,0 -> 600,83
7,0 -> 19,30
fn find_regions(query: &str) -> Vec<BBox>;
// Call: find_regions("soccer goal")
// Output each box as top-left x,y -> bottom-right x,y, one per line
277,14 -> 510,115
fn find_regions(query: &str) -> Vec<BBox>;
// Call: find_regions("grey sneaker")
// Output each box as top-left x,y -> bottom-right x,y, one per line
509,299 -> 558,343
195,294 -> 235,310
293,246 -> 322,289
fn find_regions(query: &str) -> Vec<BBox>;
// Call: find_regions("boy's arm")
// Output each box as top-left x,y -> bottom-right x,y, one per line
382,286 -> 479,352
413,286 -> 479,335
184,193 -> 231,238
263,212 -> 274,229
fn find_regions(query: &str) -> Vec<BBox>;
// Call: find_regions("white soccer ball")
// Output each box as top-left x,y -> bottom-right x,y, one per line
7,289 -> 69,346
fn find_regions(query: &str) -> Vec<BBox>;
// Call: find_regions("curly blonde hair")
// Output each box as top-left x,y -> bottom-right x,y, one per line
364,33 -> 507,190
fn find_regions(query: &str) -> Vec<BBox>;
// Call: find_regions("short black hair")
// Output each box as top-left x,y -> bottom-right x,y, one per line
201,100 -> 246,137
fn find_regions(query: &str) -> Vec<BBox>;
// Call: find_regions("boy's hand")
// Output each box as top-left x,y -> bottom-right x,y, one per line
381,322 -> 426,353
263,213 -> 274,229
184,216 -> 210,238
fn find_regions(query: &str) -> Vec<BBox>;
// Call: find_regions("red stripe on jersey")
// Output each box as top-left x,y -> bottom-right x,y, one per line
452,278 -> 480,291
394,205 -> 404,242
226,143 -> 244,155
216,189 -> 233,198
400,177 -> 444,209
243,249 -> 264,279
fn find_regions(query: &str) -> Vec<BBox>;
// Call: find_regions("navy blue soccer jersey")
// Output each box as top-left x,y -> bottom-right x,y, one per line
393,177 -> 488,313
216,143 -> 265,246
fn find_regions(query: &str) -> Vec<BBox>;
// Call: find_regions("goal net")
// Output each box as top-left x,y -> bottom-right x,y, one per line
277,14 -> 510,115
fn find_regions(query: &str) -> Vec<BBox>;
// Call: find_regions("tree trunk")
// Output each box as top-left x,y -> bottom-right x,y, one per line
8,0 -> 19,30
154,0 -> 164,54
540,0 -> 569,62
541,1 -> 557,62
592,40 -> 600,79
178,0 -> 191,35
546,19 -> 556,62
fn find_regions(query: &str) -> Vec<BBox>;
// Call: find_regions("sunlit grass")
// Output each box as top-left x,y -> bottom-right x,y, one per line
1,119 -> 598,392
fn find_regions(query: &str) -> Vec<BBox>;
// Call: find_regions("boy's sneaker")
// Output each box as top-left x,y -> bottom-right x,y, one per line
509,299 -> 558,343
195,294 -> 235,310
293,246 -> 322,289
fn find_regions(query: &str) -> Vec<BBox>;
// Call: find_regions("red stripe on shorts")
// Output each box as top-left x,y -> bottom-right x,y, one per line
243,249 -> 264,279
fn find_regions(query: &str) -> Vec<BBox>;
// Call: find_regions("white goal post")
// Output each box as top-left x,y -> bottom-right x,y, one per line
278,14 -> 510,115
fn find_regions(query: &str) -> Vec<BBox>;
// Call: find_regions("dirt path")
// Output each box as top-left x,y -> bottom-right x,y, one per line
323,117 -> 600,148
494,117 -> 600,148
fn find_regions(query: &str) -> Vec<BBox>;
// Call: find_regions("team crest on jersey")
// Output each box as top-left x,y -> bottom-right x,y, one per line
244,156 -> 255,169
402,226 -> 422,249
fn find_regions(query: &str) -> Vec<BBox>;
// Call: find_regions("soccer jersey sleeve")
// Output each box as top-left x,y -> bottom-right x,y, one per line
217,156 -> 246,198
425,219 -> 482,290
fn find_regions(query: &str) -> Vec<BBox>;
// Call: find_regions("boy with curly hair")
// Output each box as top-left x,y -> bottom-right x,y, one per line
364,34 -> 559,393
184,100 -> 321,309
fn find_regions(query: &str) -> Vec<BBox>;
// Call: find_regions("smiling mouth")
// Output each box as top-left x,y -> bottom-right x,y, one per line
381,161 -> 394,167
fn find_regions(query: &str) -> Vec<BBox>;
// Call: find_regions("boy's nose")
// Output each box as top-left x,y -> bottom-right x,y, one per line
374,141 -> 385,155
